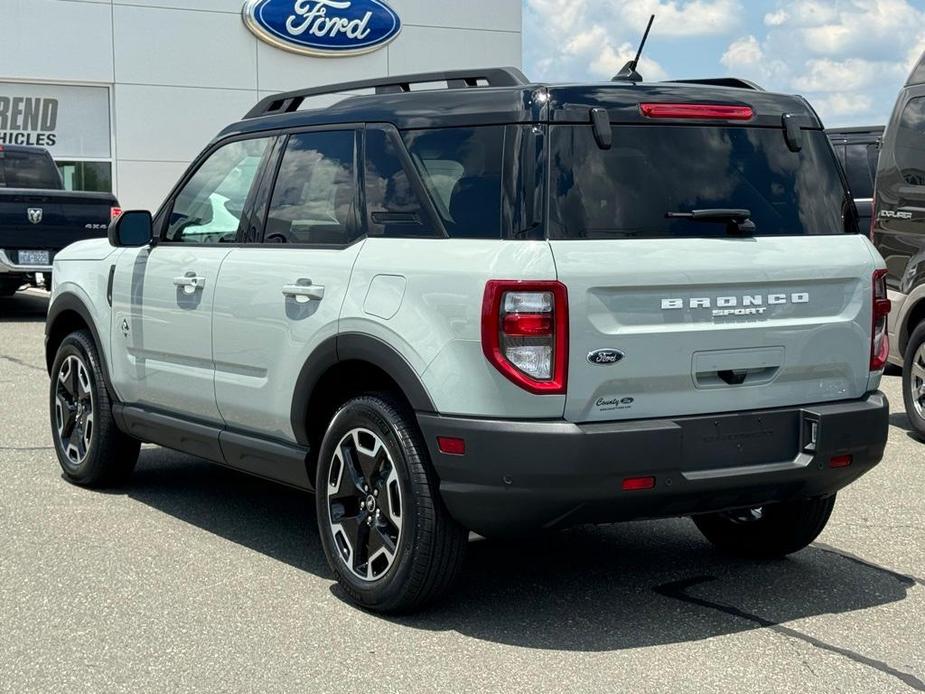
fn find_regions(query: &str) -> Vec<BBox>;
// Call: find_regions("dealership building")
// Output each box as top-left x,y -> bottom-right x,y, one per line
0,0 -> 522,210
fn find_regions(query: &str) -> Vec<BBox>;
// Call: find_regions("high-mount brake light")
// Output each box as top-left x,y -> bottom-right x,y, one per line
870,269 -> 891,371
640,103 -> 754,121
481,281 -> 568,394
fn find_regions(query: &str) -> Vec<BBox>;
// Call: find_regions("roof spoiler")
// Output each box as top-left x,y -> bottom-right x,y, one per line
243,67 -> 530,120
664,78 -> 764,91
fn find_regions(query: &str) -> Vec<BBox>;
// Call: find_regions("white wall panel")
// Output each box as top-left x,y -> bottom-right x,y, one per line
115,84 -> 257,162
256,43 -> 388,94
114,0 -> 242,12
113,5 -> 257,90
115,160 -> 188,210
0,0 -> 113,83
387,26 -> 522,76
391,0 -> 521,33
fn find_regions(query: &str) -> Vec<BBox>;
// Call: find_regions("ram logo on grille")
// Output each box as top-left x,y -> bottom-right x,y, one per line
27,208 -> 44,224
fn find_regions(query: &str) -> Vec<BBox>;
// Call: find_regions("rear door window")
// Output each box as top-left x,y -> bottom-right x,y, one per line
402,127 -> 505,239
549,125 -> 851,239
895,97 -> 925,188
265,130 -> 358,246
365,128 -> 435,238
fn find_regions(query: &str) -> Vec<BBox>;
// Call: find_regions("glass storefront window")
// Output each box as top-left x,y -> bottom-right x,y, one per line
56,161 -> 112,193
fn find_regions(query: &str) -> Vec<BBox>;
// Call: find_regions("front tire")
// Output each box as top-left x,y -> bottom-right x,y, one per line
49,330 -> 140,487
693,495 -> 836,558
902,322 -> 925,439
316,394 -> 467,613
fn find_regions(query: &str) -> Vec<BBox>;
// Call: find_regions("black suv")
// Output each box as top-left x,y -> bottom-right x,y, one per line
827,126 -> 883,233
873,50 -> 925,435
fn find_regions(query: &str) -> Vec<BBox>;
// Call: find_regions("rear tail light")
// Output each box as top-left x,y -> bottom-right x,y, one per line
870,269 -> 891,371
640,103 -> 754,121
111,207 -> 123,221
481,280 -> 568,394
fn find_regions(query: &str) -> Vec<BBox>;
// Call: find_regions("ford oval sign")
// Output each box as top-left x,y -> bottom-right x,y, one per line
243,0 -> 401,58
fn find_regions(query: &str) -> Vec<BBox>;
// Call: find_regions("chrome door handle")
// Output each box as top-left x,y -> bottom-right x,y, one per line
282,282 -> 325,302
173,275 -> 206,293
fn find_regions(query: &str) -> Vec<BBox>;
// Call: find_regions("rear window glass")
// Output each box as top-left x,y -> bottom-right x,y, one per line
895,97 -> 925,188
845,143 -> 875,198
0,149 -> 61,189
402,127 -> 505,239
549,126 -> 851,239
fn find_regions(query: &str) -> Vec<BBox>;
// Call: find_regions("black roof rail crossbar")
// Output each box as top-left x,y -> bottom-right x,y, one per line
244,67 -> 530,119
665,77 -> 764,91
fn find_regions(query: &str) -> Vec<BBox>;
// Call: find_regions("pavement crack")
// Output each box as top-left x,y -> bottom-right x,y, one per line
814,543 -> 925,588
0,446 -> 53,451
0,354 -> 45,373
654,576 -> 925,692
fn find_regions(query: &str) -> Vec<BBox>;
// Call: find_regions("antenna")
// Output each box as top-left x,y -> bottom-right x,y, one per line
613,14 -> 655,83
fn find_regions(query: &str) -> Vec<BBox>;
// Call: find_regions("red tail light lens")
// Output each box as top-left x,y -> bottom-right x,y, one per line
482,280 -> 568,394
870,269 -> 891,371
640,103 -> 754,121
111,207 -> 123,221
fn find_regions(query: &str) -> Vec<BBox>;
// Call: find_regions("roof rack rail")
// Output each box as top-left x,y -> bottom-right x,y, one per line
664,77 -> 764,91
244,67 -> 530,120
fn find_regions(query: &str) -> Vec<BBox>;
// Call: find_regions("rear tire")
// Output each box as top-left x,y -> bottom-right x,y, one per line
902,322 -> 925,439
0,278 -> 22,296
315,393 -> 468,614
49,330 -> 140,487
693,495 -> 836,558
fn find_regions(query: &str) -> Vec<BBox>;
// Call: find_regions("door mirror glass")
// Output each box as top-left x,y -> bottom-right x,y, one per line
109,210 -> 153,247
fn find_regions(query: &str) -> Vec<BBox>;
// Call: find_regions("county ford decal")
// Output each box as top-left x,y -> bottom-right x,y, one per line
242,0 -> 402,58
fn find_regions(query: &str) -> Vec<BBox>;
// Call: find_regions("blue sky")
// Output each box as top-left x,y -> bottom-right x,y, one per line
523,0 -> 925,127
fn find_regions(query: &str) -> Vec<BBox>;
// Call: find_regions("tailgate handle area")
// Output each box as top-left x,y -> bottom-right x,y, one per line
693,347 -> 784,389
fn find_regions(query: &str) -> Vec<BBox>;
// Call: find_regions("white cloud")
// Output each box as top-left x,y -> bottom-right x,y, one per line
720,35 -> 763,68
792,58 -> 905,93
524,0 -> 740,82
763,9 -> 789,26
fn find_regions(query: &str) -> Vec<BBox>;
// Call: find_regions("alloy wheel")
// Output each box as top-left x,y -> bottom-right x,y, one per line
910,344 -> 925,419
54,355 -> 95,466
327,428 -> 404,582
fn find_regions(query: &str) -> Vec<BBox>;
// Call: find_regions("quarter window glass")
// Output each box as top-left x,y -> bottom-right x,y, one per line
365,129 -> 433,238
167,138 -> 271,243
265,131 -> 357,245
896,97 -> 925,187
845,143 -> 874,198
402,127 -> 505,239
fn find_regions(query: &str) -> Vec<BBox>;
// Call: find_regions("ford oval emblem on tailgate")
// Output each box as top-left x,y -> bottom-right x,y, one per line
588,349 -> 624,365
243,0 -> 402,57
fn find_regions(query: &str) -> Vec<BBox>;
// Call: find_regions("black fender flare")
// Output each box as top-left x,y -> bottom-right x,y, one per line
46,293 -> 117,399
290,332 -> 436,445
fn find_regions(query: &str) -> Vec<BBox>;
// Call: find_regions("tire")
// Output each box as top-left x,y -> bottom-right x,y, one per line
315,393 -> 468,613
49,330 -> 140,487
0,278 -> 22,296
902,322 -> 925,439
693,494 -> 836,558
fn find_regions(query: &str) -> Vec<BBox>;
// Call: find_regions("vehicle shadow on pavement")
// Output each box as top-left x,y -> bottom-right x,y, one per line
126,449 -> 917,654
0,291 -> 49,322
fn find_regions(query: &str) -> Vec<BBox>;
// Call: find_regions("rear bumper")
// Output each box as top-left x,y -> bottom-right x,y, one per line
0,249 -> 51,273
418,392 -> 889,537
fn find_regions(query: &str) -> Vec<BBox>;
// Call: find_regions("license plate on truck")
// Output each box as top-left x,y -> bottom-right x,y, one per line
18,250 -> 49,266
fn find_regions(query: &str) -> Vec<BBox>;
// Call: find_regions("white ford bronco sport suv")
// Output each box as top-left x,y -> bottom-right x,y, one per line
46,68 -> 890,613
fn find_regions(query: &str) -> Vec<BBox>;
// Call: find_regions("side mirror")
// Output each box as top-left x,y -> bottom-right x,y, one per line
109,210 -> 154,247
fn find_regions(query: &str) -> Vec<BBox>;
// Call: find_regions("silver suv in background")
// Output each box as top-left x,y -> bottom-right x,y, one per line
46,69 -> 890,613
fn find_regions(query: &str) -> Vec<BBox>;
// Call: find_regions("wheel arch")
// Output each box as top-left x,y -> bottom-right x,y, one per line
45,293 -> 116,399
291,333 -> 436,451
899,296 -> 925,357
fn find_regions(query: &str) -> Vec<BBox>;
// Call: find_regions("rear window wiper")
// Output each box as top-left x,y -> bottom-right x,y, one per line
666,208 -> 755,236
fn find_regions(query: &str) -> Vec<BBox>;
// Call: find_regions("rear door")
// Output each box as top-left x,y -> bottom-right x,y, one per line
212,127 -> 363,441
548,122 -> 878,423
110,135 -> 274,423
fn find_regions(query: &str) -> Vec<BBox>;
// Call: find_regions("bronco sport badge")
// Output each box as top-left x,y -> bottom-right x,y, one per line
242,0 -> 402,57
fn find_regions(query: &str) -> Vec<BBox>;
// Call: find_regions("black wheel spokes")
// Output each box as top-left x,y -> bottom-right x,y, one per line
55,356 -> 94,466
328,428 -> 403,581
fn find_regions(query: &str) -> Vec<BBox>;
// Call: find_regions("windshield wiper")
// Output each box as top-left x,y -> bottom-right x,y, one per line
666,208 -> 755,236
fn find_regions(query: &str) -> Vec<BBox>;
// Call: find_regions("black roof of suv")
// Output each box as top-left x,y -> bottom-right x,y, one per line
220,67 -> 825,139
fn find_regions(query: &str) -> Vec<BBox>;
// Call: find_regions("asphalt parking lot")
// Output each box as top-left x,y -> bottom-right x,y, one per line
1,288 -> 923,693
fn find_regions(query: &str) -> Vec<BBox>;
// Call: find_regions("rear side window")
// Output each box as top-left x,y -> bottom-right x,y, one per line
549,125 -> 851,239
365,128 -> 435,238
402,127 -> 505,239
265,130 -> 357,245
895,97 -> 925,188
0,149 -> 61,189
845,143 -> 875,198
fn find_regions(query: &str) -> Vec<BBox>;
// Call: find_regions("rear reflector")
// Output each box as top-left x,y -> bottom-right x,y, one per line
437,437 -> 466,456
829,455 -> 853,468
640,103 -> 754,121
621,476 -> 656,491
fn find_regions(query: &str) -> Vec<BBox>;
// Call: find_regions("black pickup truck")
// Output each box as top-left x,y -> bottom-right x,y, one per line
0,144 -> 119,296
